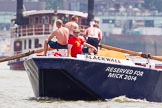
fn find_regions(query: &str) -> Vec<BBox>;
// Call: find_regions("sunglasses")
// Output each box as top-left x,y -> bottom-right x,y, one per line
74,32 -> 80,34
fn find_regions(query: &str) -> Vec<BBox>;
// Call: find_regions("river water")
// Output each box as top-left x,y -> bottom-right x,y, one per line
0,62 -> 162,108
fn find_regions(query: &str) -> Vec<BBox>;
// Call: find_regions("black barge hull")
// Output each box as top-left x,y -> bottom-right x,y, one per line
24,57 -> 162,102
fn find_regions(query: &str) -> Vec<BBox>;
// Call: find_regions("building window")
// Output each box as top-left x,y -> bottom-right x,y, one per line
34,17 -> 39,24
29,17 -> 33,25
102,19 -> 115,24
42,16 -> 49,24
62,15 -> 68,24
24,40 -> 26,49
34,38 -> 39,48
52,16 -> 56,24
70,3 -> 80,11
80,3 -> 87,12
29,39 -> 31,49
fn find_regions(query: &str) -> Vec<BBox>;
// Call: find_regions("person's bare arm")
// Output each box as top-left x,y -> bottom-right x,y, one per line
84,42 -> 97,52
98,30 -> 102,43
84,29 -> 88,40
47,31 -> 56,42
67,44 -> 73,57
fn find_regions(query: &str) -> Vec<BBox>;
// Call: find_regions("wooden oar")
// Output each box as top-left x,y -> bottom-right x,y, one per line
100,44 -> 162,62
0,48 -> 53,63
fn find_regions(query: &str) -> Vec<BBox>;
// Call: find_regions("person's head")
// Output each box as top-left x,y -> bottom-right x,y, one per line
56,19 -> 63,28
73,29 -> 80,37
71,15 -> 78,23
94,17 -> 100,24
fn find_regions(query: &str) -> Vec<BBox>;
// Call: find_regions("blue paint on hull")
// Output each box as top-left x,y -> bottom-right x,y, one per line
24,57 -> 162,102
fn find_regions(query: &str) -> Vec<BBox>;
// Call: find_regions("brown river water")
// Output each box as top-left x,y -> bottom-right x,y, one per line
0,62 -> 162,108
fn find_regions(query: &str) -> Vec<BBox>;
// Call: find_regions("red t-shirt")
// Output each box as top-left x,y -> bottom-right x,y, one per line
68,36 -> 84,57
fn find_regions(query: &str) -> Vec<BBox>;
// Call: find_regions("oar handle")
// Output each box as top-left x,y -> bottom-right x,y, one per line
0,48 -> 55,63
0,50 -> 34,62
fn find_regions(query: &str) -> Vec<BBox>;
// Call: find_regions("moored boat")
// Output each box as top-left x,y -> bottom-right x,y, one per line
8,0 -> 88,70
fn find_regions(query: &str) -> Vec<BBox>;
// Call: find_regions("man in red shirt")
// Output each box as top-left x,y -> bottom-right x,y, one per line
68,29 -> 97,57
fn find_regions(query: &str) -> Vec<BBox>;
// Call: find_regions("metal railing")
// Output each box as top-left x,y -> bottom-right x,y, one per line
11,24 -> 53,38
11,24 -> 88,38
